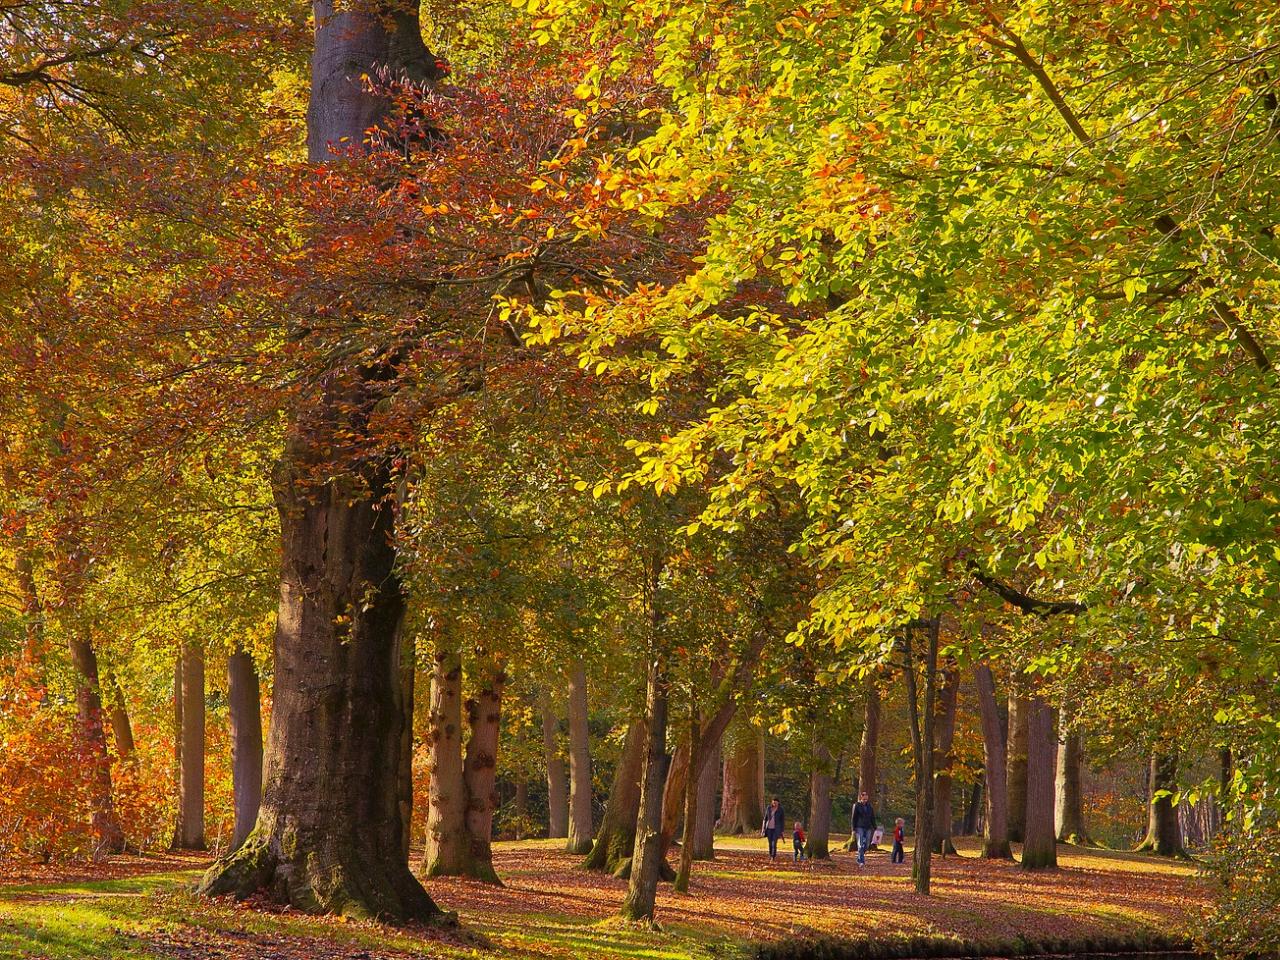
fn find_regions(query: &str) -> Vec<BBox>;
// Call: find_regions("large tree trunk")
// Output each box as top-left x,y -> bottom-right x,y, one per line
658,741 -> 690,854
621,654 -> 670,922
397,633 -> 415,861
227,646 -> 263,851
178,641 -> 206,851
1137,747 -> 1185,856
423,642 -> 468,877
67,634 -> 126,858
1055,716 -> 1089,845
692,742 -> 719,860
566,663 -> 593,854
719,725 -> 764,835
198,0 -> 442,922
807,740 -> 833,860
1021,697 -> 1058,870
107,677 -> 136,762
1006,693 -> 1029,844
903,622 -> 939,895
460,666 -> 505,884
170,655 -> 183,850
583,719 -> 645,874
540,689 -> 569,839
674,709 -> 700,892
974,664 -> 1012,859
932,668 -> 959,855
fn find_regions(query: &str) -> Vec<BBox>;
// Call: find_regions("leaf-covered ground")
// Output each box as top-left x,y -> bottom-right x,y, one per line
0,836 -> 1207,960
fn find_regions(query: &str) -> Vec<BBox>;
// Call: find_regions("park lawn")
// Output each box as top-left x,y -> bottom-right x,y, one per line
0,838 -> 1208,960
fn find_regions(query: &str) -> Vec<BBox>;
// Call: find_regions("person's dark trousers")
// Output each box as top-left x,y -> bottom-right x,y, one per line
891,840 -> 905,863
856,826 -> 873,865
794,842 -> 805,862
767,831 -> 780,858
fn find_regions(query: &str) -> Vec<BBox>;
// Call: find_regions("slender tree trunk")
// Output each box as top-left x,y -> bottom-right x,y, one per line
178,641 -> 206,850
674,708 -> 700,892
932,668 -> 959,855
197,0 -> 442,921
1137,748 -> 1185,856
962,778 -> 983,835
423,642 -> 467,876
397,633 -> 415,861
67,633 -> 126,858
1054,715 -> 1088,845
844,678 -> 881,851
227,646 -> 263,851
808,739 -> 833,859
1007,693 -> 1029,844
719,725 -> 764,835
566,663 -> 593,854
692,742 -> 719,860
171,655 -> 183,850
583,719 -> 645,874
975,664 -> 1012,859
1021,697 -> 1058,869
621,654 -> 670,922
658,741 -> 689,854
461,666 -> 505,884
514,772 -> 529,837
107,677 -> 136,762
540,689 -> 569,839
903,622 -> 938,895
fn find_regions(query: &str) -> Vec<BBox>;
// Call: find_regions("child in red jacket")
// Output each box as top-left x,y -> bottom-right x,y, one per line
793,822 -> 807,862
891,818 -> 906,864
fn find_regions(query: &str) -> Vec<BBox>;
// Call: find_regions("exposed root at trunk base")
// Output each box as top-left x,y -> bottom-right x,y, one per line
198,830 -> 445,923
610,857 -> 677,882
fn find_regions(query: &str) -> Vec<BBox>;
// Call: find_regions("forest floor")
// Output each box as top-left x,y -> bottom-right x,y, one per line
0,836 -> 1208,960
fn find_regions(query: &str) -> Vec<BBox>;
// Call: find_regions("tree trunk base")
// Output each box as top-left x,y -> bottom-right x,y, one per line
1057,832 -> 1094,846
1134,836 -> 1189,858
199,828 -> 446,922
1020,844 -> 1060,870
981,839 -> 1014,859
610,856 -> 677,882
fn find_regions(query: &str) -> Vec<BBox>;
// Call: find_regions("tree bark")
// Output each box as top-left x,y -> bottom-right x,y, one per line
423,642 -> 467,876
844,678 -> 881,851
227,646 -> 263,851
620,653 -> 670,922
674,708 -> 700,892
107,677 -> 136,762
1006,693 -> 1029,844
461,666 -> 505,884
932,668 -> 959,855
962,778 -> 983,836
397,632 -> 415,861
658,741 -> 690,854
903,622 -> 939,895
170,655 -> 182,850
67,633 -> 126,858
807,740 -> 833,859
692,742 -> 719,860
582,718 -> 645,874
566,663 -> 593,854
1021,697 -> 1058,869
1137,747 -> 1185,856
975,664 -> 1012,859
178,641 -> 206,850
1054,715 -> 1089,845
540,688 -> 569,839
197,0 -> 443,921
719,726 -> 764,835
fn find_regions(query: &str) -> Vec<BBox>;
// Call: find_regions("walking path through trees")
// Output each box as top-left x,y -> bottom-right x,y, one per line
0,839 -> 1204,960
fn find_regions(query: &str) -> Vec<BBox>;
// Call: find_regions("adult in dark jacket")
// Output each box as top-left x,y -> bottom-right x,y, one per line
851,791 -> 876,866
762,797 -> 785,859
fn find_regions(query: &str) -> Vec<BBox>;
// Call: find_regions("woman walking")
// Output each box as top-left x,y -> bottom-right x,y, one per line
762,797 -> 785,859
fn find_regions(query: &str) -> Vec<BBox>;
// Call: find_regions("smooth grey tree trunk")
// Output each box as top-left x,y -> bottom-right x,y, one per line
583,719 -> 645,874
1054,715 -> 1088,844
1007,693 -> 1029,844
975,665 -> 1012,859
1137,748 -> 1185,856
620,654 -> 670,922
179,641 -> 206,850
807,740 -> 833,859
566,663 -> 594,854
540,689 -> 569,839
932,668 -> 959,855
692,742 -> 719,859
1021,697 -> 1058,869
719,725 -> 763,835
227,646 -> 263,851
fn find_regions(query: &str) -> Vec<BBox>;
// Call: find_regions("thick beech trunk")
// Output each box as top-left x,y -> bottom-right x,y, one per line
107,678 -> 136,762
178,642 -> 206,850
903,622 -> 939,895
974,664 -> 1012,859
424,644 -> 466,876
807,740 -> 833,859
621,654 -> 670,922
659,741 -> 690,854
1137,748 -> 1185,856
540,689 -> 569,839
170,656 -> 183,850
583,719 -> 645,874
1021,697 -> 1058,870
719,726 -> 764,835
566,663 -> 593,854
67,634 -> 126,858
198,0 -> 442,921
932,668 -> 959,855
461,668 -> 505,884
397,633 -> 415,860
1055,718 -> 1089,845
692,742 -> 719,859
1006,693 -> 1029,844
228,646 -> 263,851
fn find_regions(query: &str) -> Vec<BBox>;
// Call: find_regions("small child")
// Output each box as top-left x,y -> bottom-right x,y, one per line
891,817 -> 906,864
792,821 -> 807,862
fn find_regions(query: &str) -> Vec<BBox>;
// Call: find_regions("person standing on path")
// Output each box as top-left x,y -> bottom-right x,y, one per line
762,797 -> 785,859
851,791 -> 877,866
